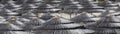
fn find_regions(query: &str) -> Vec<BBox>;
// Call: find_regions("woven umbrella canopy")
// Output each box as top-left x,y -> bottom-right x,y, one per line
23,17 -> 45,30
46,4 -> 61,12
98,0 -> 118,10
0,8 -> 11,16
0,20 -> 23,30
0,3 -> 5,8
0,16 -> 6,23
0,8 -> 19,16
6,0 -> 23,10
34,29 -> 95,34
99,10 -> 120,17
74,0 -> 101,8
3,0 -> 21,10
43,16 -> 74,25
60,4 -> 82,13
0,0 -> 11,4
77,0 -> 96,8
42,0 -> 61,4
58,0 -> 82,13
21,11 -> 37,19
25,0 -> 43,4
38,23 -> 82,30
28,3 -> 41,9
115,6 -> 120,11
70,12 -> 95,23
20,0 -> 40,11
18,16 -> 30,23
0,31 -> 35,34
78,8 -> 105,13
57,0 -> 82,18
37,3 -> 53,13
98,0 -> 115,7
99,10 -> 113,17
36,16 -> 83,30
88,29 -> 117,34
74,0 -> 105,13
85,14 -> 120,29
20,3 -> 31,10
13,0 -> 28,5
40,13 -> 54,20
6,16 -> 25,26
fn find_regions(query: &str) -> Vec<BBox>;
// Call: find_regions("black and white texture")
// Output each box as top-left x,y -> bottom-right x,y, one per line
0,0 -> 120,34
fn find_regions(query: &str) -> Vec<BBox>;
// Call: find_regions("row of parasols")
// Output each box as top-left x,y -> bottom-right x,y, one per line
0,10 -> 119,34
0,0 -> 120,34
0,0 -> 119,15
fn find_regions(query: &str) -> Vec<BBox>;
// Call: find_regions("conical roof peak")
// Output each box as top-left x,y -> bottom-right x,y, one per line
22,11 -> 37,17
71,13 -> 95,23
40,13 -> 54,20
86,15 -> 120,28
99,10 -> 115,17
44,17 -> 73,25
98,15 -> 120,23
98,0 -> 118,7
23,18 -> 45,30
0,19 -> 23,30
